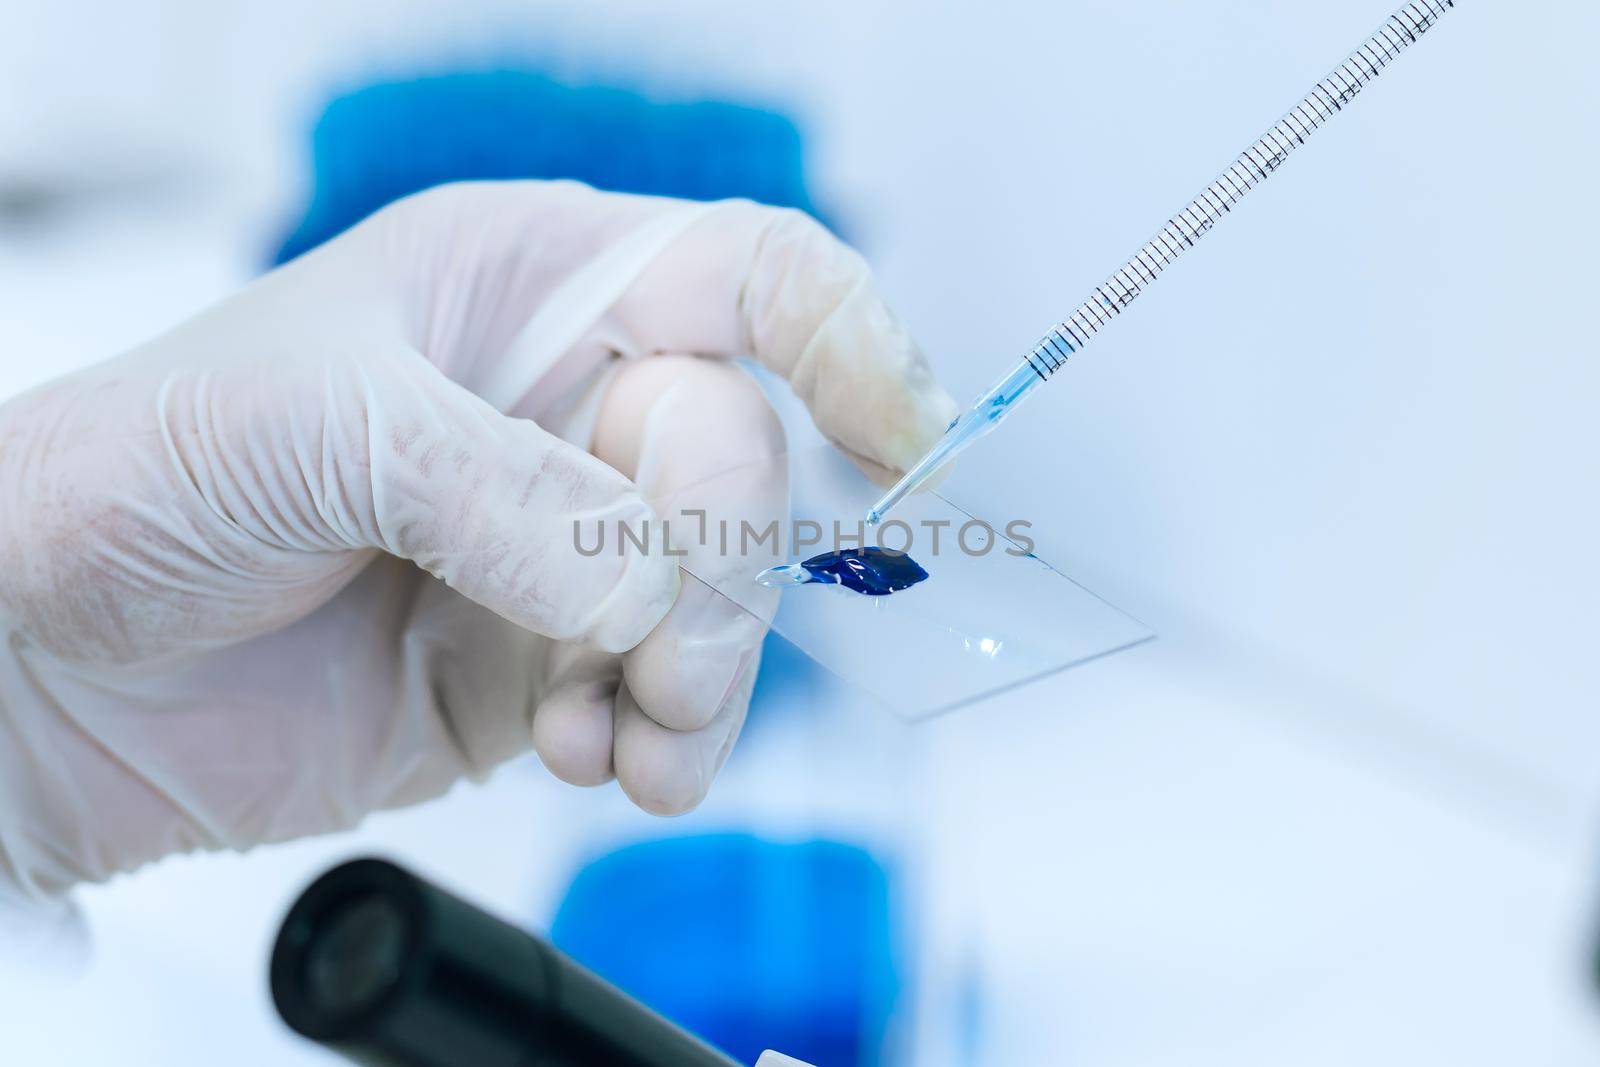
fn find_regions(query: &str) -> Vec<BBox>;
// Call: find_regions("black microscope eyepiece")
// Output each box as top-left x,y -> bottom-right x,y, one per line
270,857 -> 741,1067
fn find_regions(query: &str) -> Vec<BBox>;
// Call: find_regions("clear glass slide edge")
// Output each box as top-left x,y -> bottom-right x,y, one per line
653,446 -> 1154,721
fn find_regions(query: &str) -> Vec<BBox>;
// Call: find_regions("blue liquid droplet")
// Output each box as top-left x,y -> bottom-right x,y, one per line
799,547 -> 928,596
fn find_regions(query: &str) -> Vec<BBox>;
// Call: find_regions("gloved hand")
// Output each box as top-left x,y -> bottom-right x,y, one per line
0,181 -> 955,942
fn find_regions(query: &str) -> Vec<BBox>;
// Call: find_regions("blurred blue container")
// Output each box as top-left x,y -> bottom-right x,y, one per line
273,70 -> 822,264
551,834 -> 900,1067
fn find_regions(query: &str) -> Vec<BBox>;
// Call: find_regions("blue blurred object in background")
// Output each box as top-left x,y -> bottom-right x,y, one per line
551,834 -> 901,1067
272,69 -> 823,264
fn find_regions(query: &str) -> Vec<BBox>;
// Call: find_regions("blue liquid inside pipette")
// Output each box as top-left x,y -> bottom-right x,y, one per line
866,362 -> 1045,524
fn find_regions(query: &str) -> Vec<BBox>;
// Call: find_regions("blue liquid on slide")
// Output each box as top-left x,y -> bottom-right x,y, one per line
801,548 -> 928,596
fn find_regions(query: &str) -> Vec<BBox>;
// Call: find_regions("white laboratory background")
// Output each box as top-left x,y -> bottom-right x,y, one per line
2,0 -> 1598,1063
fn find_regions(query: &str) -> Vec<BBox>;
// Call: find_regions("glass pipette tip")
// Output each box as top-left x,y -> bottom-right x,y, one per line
867,362 -> 1044,524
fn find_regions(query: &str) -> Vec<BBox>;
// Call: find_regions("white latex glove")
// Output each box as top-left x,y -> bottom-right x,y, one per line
0,181 -> 956,947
